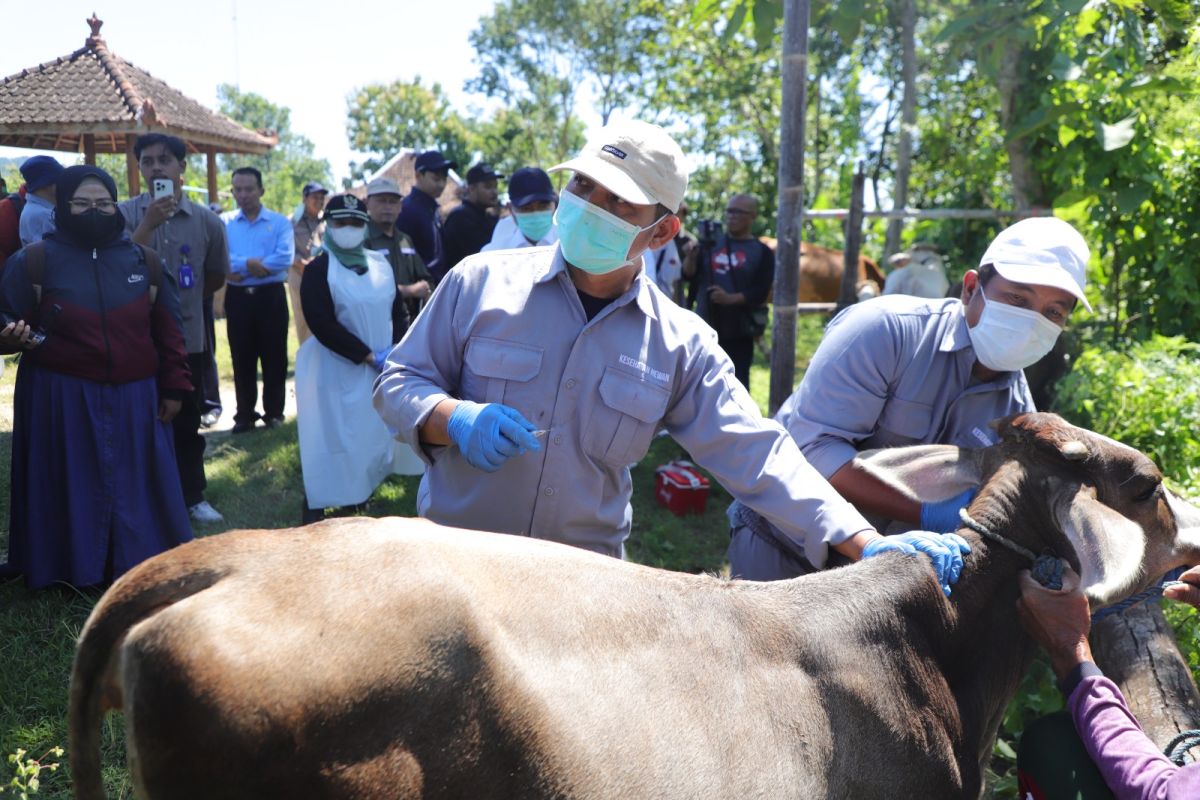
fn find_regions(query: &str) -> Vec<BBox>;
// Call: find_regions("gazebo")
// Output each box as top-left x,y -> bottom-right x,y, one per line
0,15 -> 276,202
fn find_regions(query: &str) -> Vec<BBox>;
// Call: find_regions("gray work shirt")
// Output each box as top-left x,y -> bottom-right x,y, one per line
19,193 -> 55,246
120,194 -> 230,354
780,294 -> 1036,480
374,245 -> 872,563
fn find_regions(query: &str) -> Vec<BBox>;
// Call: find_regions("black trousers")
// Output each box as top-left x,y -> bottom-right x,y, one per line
202,295 -> 221,413
174,352 -> 208,506
721,337 -> 755,391
225,283 -> 289,424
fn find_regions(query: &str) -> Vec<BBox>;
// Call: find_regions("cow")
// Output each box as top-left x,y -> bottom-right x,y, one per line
69,413 -> 1200,799
760,237 -> 887,302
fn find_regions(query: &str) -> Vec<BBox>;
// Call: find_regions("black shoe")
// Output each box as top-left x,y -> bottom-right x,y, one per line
301,503 -> 324,525
230,420 -> 256,434
263,416 -> 285,430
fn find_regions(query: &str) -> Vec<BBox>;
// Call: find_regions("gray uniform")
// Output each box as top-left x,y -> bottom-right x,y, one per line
18,193 -> 55,246
374,245 -> 872,561
120,194 -> 229,354
729,294 -> 1036,579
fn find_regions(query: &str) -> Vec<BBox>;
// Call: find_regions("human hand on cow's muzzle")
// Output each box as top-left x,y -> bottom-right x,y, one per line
447,401 -> 541,472
861,531 -> 971,597
919,487 -> 979,533
1016,567 -> 1093,681
1163,565 -> 1200,610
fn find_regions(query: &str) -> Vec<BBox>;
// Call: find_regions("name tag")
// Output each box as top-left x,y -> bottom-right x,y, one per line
971,426 -> 994,447
400,247 -> 416,255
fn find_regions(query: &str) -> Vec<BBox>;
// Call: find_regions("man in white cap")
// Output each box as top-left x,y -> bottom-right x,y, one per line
729,216 -> 1090,580
374,120 -> 970,594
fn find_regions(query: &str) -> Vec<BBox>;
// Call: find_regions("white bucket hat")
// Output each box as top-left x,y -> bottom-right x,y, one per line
549,120 -> 689,213
980,217 -> 1092,311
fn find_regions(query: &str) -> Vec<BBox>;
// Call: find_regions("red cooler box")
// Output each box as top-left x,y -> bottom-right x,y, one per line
654,460 -> 711,516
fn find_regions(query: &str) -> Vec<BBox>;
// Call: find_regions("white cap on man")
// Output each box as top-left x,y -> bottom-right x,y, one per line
980,217 -> 1092,311
549,120 -> 689,213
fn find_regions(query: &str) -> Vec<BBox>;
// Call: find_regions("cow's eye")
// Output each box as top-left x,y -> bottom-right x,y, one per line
1133,482 -> 1161,503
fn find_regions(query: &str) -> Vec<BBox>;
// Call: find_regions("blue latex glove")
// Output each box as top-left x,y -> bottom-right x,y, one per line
919,487 -> 978,533
862,531 -> 972,596
372,347 -> 391,372
446,401 -> 541,472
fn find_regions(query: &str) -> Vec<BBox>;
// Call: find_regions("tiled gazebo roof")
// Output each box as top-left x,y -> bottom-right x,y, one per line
0,15 -> 275,155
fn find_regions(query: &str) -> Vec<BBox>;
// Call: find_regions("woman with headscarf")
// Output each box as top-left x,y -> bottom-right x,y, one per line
296,193 -> 421,524
0,165 -> 193,589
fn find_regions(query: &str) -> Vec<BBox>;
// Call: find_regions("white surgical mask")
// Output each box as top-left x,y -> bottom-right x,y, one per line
967,289 -> 1063,372
328,226 -> 366,250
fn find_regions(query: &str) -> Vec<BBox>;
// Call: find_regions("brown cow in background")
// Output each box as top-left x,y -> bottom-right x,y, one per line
760,237 -> 886,302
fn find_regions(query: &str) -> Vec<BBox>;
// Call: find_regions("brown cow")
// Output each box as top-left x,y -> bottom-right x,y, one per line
70,413 -> 1200,799
760,236 -> 887,302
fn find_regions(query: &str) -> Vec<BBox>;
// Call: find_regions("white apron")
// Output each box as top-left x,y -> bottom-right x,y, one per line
296,249 -> 423,509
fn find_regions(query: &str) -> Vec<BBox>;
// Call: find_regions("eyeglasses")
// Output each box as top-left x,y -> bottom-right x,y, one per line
68,199 -> 118,214
724,208 -> 753,216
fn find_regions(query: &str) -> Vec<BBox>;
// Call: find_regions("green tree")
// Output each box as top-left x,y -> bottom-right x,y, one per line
216,84 -> 332,216
345,78 -> 477,180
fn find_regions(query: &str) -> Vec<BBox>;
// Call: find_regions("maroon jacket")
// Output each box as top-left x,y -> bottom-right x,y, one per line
0,231 -> 191,397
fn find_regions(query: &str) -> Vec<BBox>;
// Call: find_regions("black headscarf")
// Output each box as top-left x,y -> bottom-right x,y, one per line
54,165 -> 126,247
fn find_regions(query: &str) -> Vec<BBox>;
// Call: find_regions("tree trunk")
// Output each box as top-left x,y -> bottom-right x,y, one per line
883,0 -> 917,260
995,41 -> 1046,210
1091,603 -> 1200,749
769,0 -> 811,415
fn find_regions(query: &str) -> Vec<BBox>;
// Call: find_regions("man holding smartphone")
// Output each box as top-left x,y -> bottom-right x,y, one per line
120,133 -> 230,524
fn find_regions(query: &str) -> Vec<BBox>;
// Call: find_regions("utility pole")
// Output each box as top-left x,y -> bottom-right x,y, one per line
769,0 -> 811,415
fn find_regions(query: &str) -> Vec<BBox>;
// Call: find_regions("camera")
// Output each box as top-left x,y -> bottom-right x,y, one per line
696,219 -> 723,246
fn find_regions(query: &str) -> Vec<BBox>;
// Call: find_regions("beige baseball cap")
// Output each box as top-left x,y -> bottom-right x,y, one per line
367,177 -> 402,197
549,120 -> 689,213
980,217 -> 1092,311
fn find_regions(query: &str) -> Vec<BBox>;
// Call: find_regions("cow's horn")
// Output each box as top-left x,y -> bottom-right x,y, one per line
1060,440 -> 1089,460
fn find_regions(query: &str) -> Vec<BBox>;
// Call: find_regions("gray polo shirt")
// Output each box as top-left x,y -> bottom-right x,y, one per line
120,194 -> 229,354
373,245 -> 872,562
18,193 -> 55,246
780,294 -> 1036,479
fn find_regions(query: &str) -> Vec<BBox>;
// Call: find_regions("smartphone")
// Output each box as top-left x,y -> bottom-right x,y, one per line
152,178 -> 173,200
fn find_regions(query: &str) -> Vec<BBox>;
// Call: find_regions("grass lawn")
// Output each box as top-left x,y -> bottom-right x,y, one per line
0,312 -> 828,797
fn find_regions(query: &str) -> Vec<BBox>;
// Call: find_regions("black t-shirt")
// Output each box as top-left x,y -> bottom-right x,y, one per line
698,235 -> 775,340
576,287 -> 615,322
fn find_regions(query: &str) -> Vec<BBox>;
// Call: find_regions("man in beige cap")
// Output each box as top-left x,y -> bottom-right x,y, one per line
364,176 -> 432,331
729,215 -> 1090,581
373,120 -> 969,594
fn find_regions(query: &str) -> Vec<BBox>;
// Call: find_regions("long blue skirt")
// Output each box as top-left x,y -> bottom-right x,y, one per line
7,364 -> 193,589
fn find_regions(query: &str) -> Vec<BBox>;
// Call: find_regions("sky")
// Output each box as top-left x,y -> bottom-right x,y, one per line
0,0 -> 503,184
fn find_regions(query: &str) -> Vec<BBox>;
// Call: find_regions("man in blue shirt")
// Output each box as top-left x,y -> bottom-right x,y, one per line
396,150 -> 456,283
17,155 -> 64,246
729,217 -> 1092,580
223,167 -> 295,433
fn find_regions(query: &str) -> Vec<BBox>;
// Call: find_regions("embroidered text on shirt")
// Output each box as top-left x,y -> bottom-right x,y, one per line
620,354 -> 670,383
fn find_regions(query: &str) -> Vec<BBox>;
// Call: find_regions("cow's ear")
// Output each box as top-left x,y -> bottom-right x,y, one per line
855,444 -> 984,504
1167,491 -> 1200,562
996,413 -> 1091,462
1054,481 -> 1149,608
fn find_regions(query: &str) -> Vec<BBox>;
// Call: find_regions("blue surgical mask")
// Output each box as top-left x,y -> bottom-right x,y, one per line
554,190 -> 665,275
514,209 -> 554,242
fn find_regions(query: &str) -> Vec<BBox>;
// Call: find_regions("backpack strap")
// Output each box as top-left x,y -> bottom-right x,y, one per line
134,243 -> 163,304
25,241 -> 46,305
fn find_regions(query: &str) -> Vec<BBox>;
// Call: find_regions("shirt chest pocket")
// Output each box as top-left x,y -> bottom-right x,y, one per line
877,395 -> 934,444
583,368 -> 671,468
462,337 -> 543,406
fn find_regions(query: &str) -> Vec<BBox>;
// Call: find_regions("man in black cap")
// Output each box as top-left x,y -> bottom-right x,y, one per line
441,162 -> 503,272
483,167 -> 559,252
18,155 -> 64,246
290,181 -> 328,343
396,150 -> 456,283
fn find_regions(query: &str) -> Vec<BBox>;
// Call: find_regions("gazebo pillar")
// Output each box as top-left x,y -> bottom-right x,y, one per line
125,136 -> 141,198
83,134 -> 96,165
206,147 -> 218,205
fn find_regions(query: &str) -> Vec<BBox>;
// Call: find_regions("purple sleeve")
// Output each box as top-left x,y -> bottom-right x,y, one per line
1068,672 -> 1200,800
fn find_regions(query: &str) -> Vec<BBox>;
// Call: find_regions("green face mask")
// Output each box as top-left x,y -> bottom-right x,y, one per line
554,190 -> 665,275
514,209 -> 554,242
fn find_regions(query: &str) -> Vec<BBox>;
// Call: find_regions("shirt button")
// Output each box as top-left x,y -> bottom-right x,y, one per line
565,379 -> 577,389
544,487 -> 555,496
